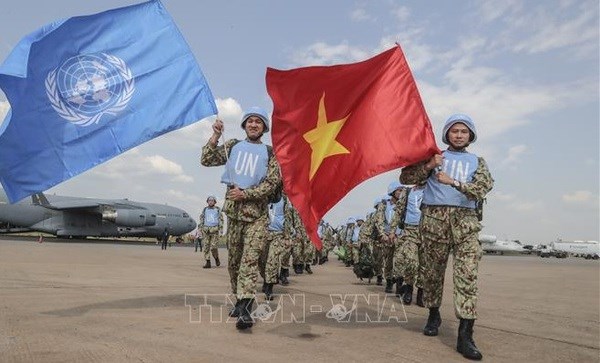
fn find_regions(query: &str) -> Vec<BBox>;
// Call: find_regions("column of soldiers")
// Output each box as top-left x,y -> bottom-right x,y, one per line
334,114 -> 492,361
199,109 -> 492,359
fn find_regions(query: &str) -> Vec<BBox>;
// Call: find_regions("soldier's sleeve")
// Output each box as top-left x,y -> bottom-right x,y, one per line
400,160 -> 431,185
200,139 -> 237,167
456,157 -> 494,200
283,202 -> 294,238
218,208 -> 224,235
243,156 -> 282,200
390,189 -> 408,231
373,203 -> 385,236
358,217 -> 372,244
198,209 -> 205,229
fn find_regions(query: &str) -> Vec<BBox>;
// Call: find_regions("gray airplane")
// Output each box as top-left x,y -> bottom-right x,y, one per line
0,189 -> 196,239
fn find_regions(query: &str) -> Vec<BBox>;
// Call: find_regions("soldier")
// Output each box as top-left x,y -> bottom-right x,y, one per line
392,183 -> 425,305
351,216 -> 364,264
343,217 -> 356,266
371,196 -> 387,285
199,196 -> 223,268
400,114 -> 493,360
375,182 -> 408,293
279,203 -> 305,283
200,107 -> 282,330
261,194 -> 295,300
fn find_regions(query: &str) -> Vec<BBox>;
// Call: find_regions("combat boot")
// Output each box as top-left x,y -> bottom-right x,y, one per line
402,285 -> 413,305
385,278 -> 395,293
202,260 -> 211,269
261,281 -> 267,293
395,277 -> 404,297
319,255 -> 328,265
305,264 -> 313,274
236,298 -> 255,330
376,275 -> 383,286
416,287 -> 425,307
264,283 -> 274,301
294,264 -> 304,275
229,299 -> 242,318
280,268 -> 289,285
457,319 -> 483,360
423,307 -> 442,336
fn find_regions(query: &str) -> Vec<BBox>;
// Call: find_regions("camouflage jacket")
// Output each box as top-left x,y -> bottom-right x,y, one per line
201,139 -> 282,222
374,188 -> 408,238
358,212 -> 375,245
198,206 -> 223,235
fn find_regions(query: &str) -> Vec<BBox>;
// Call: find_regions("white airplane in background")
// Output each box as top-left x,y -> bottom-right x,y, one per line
478,234 -> 526,255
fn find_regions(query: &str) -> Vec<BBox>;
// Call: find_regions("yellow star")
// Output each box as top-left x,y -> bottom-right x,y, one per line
303,94 -> 351,180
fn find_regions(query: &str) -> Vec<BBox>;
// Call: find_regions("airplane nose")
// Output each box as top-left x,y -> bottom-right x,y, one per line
189,218 -> 197,230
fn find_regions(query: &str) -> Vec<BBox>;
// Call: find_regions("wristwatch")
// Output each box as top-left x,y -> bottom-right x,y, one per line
452,179 -> 461,188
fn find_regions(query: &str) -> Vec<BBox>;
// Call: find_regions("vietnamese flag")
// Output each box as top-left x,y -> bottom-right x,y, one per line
266,45 -> 439,249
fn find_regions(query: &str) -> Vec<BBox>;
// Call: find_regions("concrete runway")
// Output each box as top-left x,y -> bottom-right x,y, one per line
0,238 -> 598,362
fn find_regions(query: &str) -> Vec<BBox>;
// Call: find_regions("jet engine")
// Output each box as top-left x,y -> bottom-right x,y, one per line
102,209 -> 157,227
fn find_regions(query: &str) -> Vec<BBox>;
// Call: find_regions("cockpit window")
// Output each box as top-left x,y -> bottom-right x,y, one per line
183,213 -> 189,218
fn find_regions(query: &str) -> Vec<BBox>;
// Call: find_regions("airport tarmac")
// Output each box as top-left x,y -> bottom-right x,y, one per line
0,238 -> 598,362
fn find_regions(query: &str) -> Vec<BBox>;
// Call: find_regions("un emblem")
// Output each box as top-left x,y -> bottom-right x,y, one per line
45,53 -> 135,126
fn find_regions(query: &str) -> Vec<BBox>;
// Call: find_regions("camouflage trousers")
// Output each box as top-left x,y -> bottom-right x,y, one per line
201,226 -> 220,261
293,238 -> 314,265
372,242 -> 384,276
382,237 -> 400,280
420,206 -> 483,319
393,225 -> 422,287
262,231 -> 292,284
226,216 -> 268,300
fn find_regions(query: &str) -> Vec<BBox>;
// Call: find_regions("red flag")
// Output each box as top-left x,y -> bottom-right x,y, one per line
266,45 -> 439,249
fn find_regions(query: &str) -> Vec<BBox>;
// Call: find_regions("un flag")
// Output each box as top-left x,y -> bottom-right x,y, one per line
0,0 -> 217,203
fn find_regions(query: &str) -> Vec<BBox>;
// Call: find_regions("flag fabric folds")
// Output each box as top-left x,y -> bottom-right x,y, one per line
266,46 -> 439,249
0,0 -> 217,203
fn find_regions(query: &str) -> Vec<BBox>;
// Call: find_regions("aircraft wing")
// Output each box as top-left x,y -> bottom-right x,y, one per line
31,193 -> 146,211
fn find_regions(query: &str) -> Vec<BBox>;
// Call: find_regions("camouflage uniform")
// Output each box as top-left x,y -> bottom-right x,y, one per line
262,197 -> 296,284
393,225 -> 421,287
374,189 -> 408,280
201,139 -> 282,300
370,202 -> 385,277
199,206 -> 224,262
280,204 -> 305,271
401,157 -> 493,319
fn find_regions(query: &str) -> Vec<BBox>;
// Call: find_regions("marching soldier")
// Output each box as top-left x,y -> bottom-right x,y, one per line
199,196 -> 223,268
200,107 -> 282,330
391,183 -> 425,305
400,113 -> 493,360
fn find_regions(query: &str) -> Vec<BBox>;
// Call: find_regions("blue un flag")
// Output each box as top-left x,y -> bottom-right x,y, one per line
0,0 -> 217,203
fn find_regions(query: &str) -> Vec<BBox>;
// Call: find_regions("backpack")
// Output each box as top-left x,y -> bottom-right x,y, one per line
227,140 -> 282,204
353,245 -> 375,281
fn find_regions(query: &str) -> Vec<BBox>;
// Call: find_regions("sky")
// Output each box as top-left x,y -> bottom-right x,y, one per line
0,0 -> 598,244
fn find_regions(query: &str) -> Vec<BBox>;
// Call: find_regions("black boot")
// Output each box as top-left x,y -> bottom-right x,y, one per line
305,264 -> 313,274
295,264 -> 304,274
385,278 -> 395,293
213,250 -> 221,267
319,255 -> 328,265
264,283 -> 274,301
261,281 -> 267,293
457,319 -> 483,360
423,307 -> 442,336
376,275 -> 383,286
395,277 -> 404,297
280,268 -> 290,286
416,288 -> 425,307
202,260 -> 211,269
236,298 -> 255,330
402,285 -> 413,305
229,299 -> 242,318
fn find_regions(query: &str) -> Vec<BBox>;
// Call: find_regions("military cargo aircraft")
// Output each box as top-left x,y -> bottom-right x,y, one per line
0,189 -> 196,239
